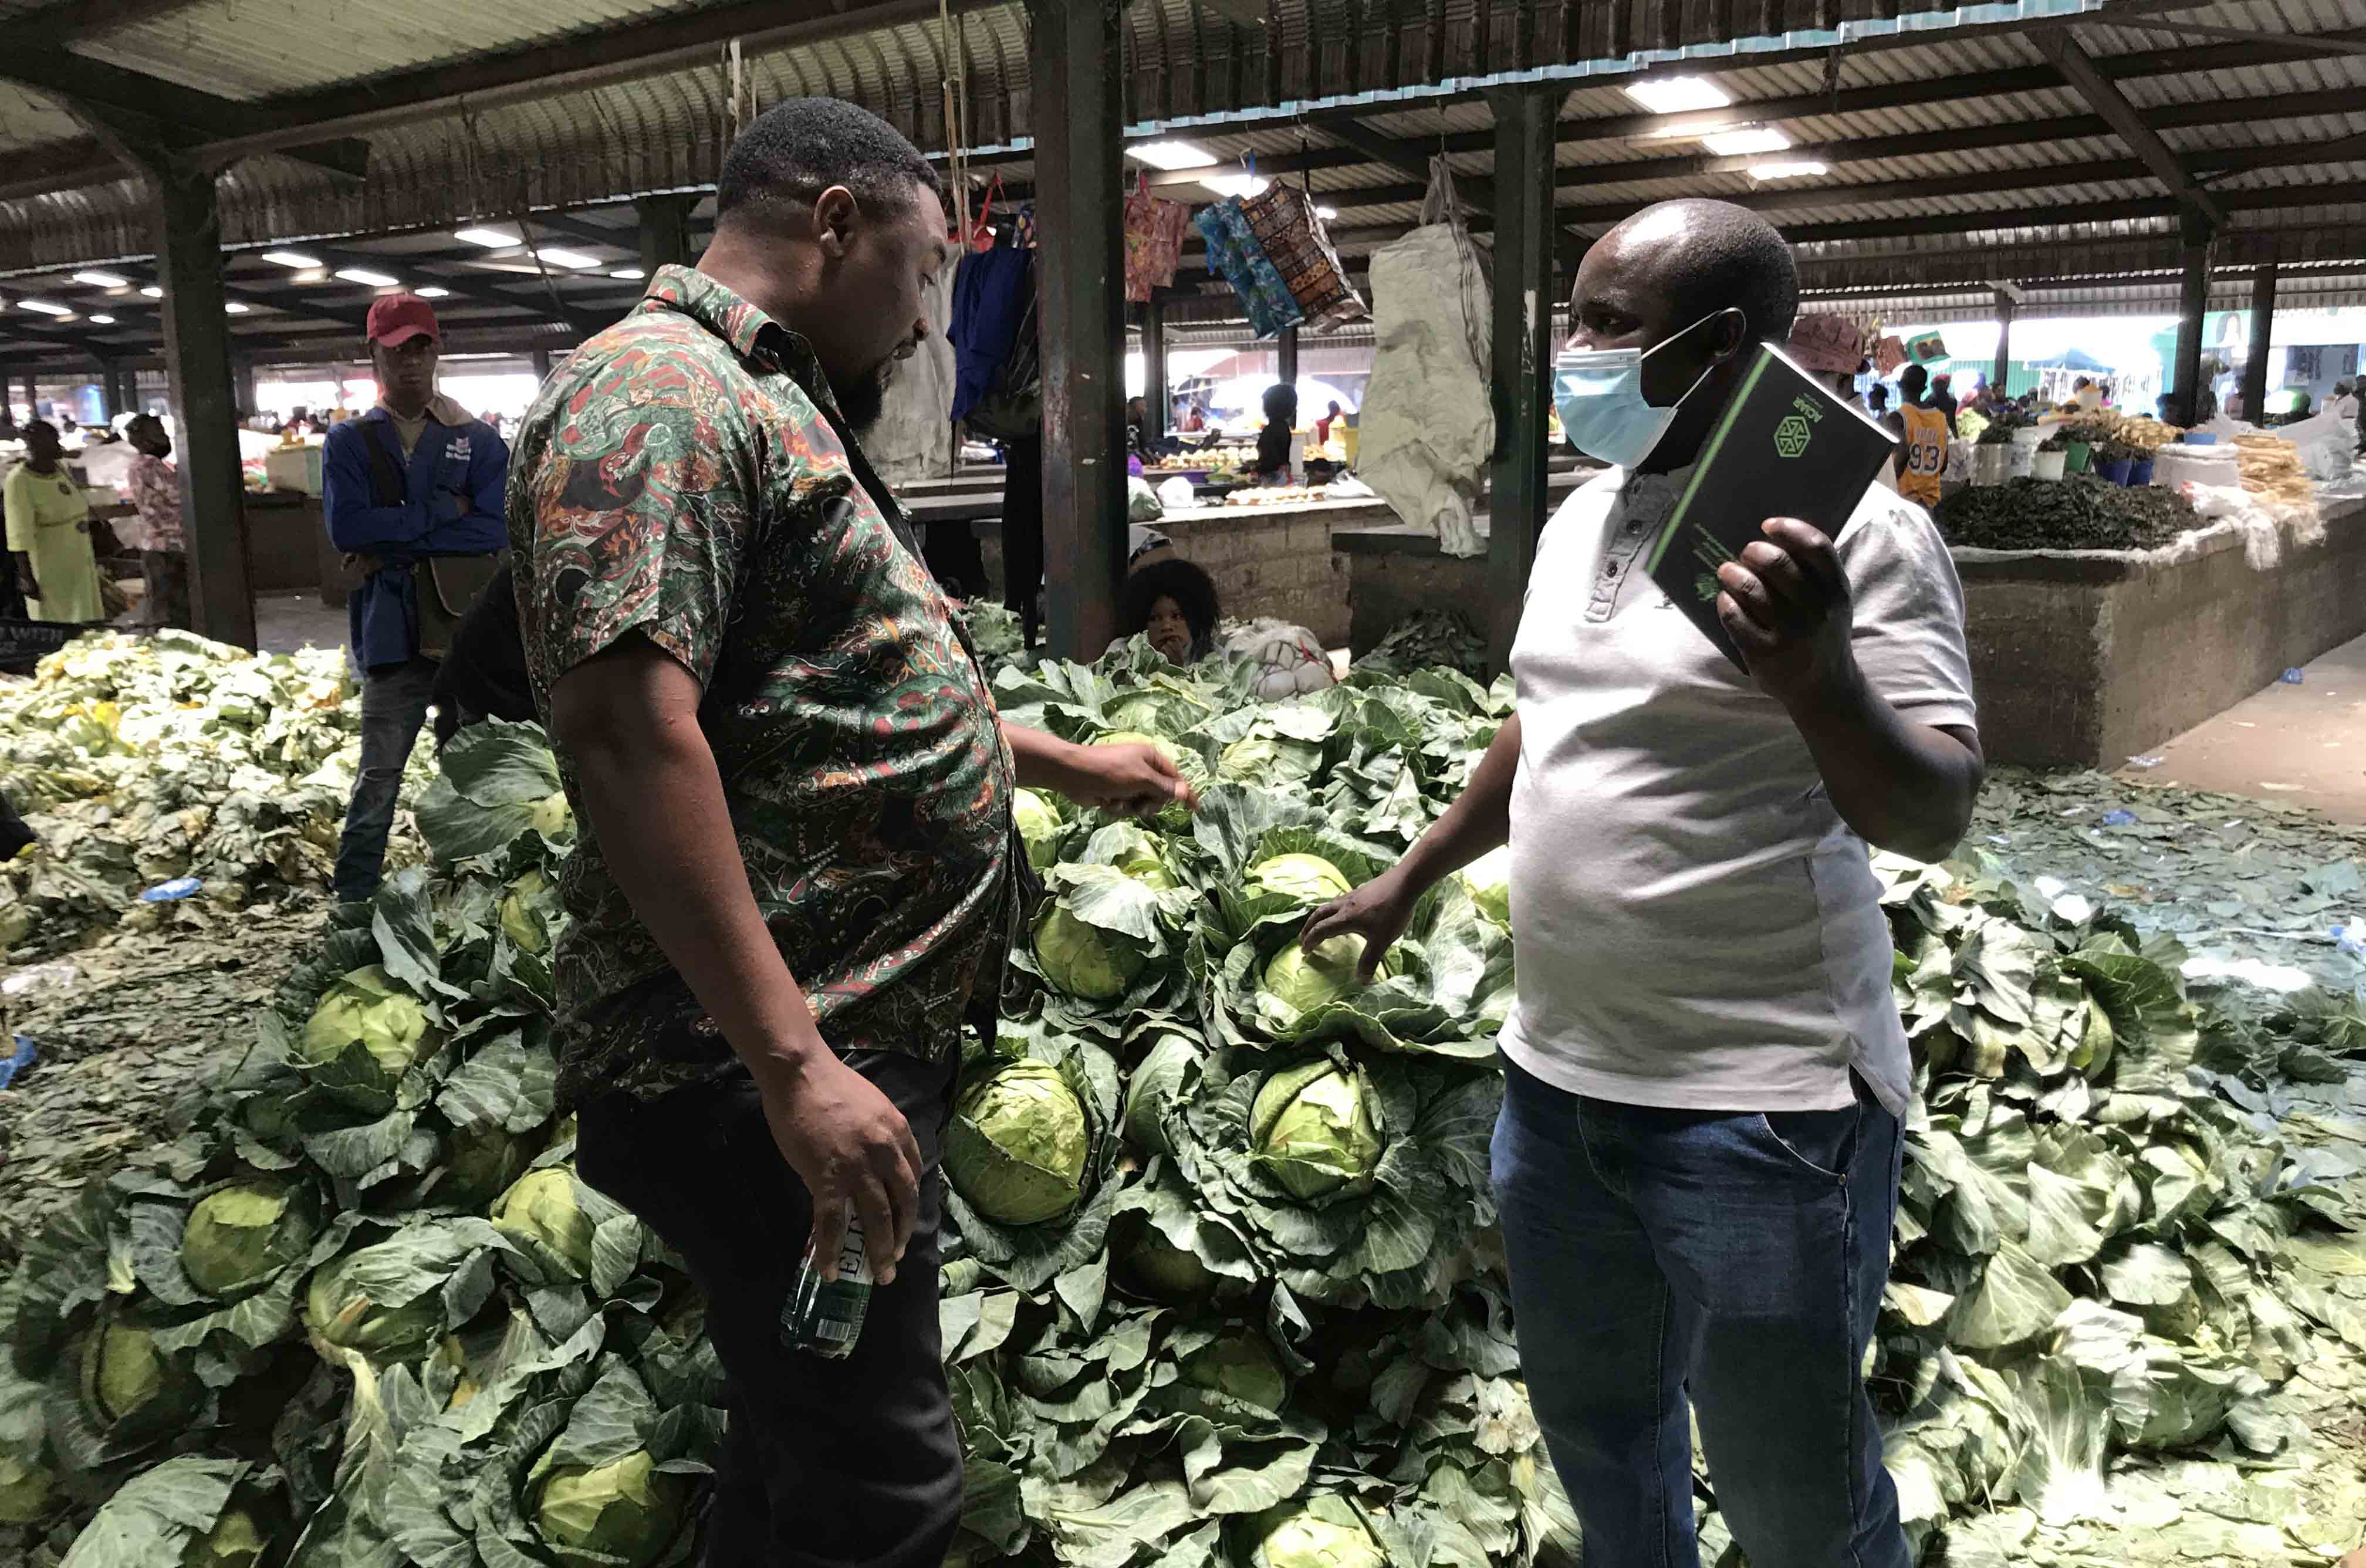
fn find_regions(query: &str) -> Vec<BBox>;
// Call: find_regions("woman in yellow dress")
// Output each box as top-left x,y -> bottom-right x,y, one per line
4,419 -> 103,622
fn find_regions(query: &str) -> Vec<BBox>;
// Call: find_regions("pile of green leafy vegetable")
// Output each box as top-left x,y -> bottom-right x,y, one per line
1351,610 -> 1488,682
1,640 -> 2361,1567
0,631 -> 431,959
1934,476 -> 2202,553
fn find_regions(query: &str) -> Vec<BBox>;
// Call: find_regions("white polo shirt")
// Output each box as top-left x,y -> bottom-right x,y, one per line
1499,466 -> 1978,1117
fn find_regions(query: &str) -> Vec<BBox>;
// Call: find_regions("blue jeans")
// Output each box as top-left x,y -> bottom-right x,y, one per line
334,655 -> 437,903
1490,1054 -> 1909,1568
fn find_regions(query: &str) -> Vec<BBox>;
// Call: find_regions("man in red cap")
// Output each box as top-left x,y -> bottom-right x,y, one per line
322,291 -> 509,901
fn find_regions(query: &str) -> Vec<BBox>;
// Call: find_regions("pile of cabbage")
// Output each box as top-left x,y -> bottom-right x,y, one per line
2,639 -> 2362,1568
0,631 -> 431,958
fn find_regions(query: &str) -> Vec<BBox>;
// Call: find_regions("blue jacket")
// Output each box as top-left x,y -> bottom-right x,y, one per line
323,407 -> 509,670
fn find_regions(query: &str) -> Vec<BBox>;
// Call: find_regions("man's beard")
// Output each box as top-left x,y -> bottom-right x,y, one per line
837,357 -> 895,435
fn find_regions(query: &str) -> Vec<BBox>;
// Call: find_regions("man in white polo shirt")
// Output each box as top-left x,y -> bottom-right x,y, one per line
1304,198 -> 1982,1568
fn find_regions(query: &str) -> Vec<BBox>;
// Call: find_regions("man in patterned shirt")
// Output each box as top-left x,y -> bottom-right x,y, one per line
508,99 -> 1190,1568
123,414 -> 187,630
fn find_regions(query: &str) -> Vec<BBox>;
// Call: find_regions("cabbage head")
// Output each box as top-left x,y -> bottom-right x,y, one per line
533,1448 -> 689,1567
1106,696 -> 1174,734
1262,936 -> 1385,1015
1098,823 -> 1179,890
947,1060 -> 1090,1225
528,790 -> 575,840
0,1454 -> 52,1524
83,1323 -> 167,1427
181,1180 -> 313,1299
298,964 -> 434,1094
305,1245 -> 447,1361
1182,1333 -> 1287,1413
444,1121 -> 535,1209
499,868 -> 557,954
1218,734 -> 1321,785
1250,1060 -> 1383,1201
1250,852 -> 1352,907
1250,1500 -> 1386,1568
491,1167 -> 596,1280
1459,844 -> 1511,927
1013,789 -> 1065,870
184,1505 -> 265,1568
1092,731 -> 1205,825
1033,903 -> 1146,1001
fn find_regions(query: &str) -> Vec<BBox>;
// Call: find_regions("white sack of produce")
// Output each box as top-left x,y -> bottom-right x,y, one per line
1356,157 -> 1493,559
1218,616 -> 1337,697
864,266 -> 956,484
2270,407 -> 2357,482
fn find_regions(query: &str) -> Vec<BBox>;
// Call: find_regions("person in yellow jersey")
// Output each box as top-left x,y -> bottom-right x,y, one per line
5,419 -> 104,622
1887,364 -> 1948,508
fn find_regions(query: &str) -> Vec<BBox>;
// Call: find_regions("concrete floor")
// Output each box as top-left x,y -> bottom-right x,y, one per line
2112,631 -> 2366,823
254,591 -> 349,657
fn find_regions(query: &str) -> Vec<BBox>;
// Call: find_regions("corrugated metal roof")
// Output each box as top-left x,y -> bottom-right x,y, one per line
73,0 -> 719,101
0,80 -> 82,153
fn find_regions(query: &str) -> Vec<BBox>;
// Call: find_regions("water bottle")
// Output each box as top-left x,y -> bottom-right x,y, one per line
779,1212 -> 871,1359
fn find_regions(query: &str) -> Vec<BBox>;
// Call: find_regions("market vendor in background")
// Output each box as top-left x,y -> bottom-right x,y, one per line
1254,381 -> 1299,482
1117,556 -> 1219,664
322,292 -> 510,904
123,414 -> 188,631
1928,371 -> 1960,434
5,420 -> 103,623
1888,363 -> 1949,508
1304,196 -> 1980,1568
508,99 -> 1193,1568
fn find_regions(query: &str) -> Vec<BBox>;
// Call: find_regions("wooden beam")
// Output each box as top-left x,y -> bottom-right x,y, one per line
2239,264 -> 2276,420
1485,86 -> 1556,675
2037,29 -> 2226,229
2086,16 -> 2366,56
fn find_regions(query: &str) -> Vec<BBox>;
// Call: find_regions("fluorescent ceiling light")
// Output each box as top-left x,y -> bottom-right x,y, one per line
1748,159 -> 1828,181
1623,77 -> 1730,114
1198,174 -> 1268,200
88,314 -> 115,325
334,268 -> 399,287
140,286 -> 164,298
291,269 -> 327,283
224,301 -> 252,313
18,299 -> 73,316
533,248 -> 604,269
414,286 -> 451,298
73,270 -> 129,288
261,250 -> 320,268
1127,140 -> 1216,171
1702,127 -> 1792,156
610,266 -> 645,279
455,225 -> 522,248
1314,205 -> 1339,219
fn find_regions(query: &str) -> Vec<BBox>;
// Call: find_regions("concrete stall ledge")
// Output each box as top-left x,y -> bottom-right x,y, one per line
1340,489 -> 2366,771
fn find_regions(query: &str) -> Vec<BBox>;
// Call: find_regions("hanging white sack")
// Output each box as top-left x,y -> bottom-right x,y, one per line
867,265 -> 958,484
1356,157 -> 1494,559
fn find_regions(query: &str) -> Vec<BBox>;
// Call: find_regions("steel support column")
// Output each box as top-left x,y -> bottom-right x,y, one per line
1993,291 -> 2014,396
2241,264 -> 2276,423
19,373 -> 35,417
154,159 -> 256,649
637,194 -> 698,274
2169,214 -> 2215,424
1276,324 -> 1299,389
232,359 -> 256,420
1029,0 -> 1126,662
533,347 -> 555,382
1141,299 -> 1167,443
1485,86 -> 1557,675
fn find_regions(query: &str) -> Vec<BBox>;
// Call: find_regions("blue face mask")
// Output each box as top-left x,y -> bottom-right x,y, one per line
1552,310 -> 1733,469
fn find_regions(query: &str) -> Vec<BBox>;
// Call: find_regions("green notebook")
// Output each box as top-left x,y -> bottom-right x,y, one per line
1645,341 -> 1901,671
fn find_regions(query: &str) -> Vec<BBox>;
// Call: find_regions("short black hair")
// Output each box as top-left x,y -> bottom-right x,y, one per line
1867,383 -> 1891,412
1631,199 -> 1799,346
1123,557 -> 1221,643
715,98 -> 942,227
1262,382 -> 1299,424
1900,364 -> 1928,400
21,418 -> 56,441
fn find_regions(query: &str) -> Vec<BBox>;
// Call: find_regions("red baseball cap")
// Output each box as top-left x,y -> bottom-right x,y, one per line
366,293 -> 440,347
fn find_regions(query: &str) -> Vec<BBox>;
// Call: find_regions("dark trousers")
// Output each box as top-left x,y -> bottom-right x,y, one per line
576,1052 -> 965,1568
1000,433 -> 1043,646
333,655 -> 437,903
142,549 -> 190,630
1491,1055 -> 1909,1568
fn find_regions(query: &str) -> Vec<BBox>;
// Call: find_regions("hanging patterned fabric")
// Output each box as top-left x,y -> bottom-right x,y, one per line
1193,198 -> 1303,339
1122,175 -> 1192,302
1241,183 -> 1368,332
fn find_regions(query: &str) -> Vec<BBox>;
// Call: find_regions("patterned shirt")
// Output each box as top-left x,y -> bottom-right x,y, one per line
508,265 -> 1016,1106
128,452 -> 182,552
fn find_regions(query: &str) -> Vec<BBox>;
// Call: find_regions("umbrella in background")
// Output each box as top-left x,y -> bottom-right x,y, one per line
1201,375 -> 1360,417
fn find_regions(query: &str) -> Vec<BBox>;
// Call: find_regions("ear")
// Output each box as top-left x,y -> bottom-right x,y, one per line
1708,306 -> 1750,361
812,185 -> 860,258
